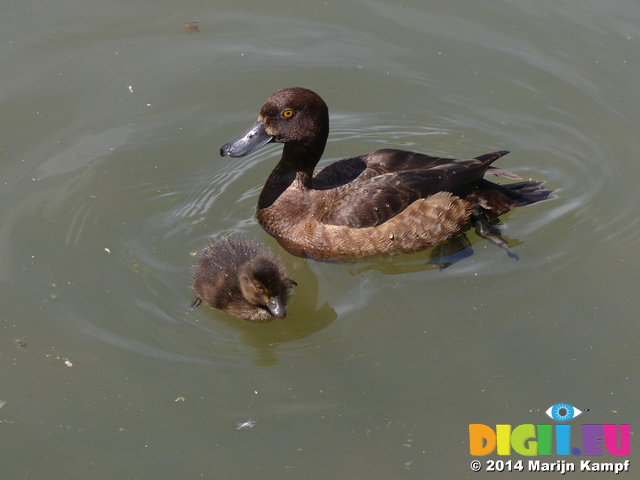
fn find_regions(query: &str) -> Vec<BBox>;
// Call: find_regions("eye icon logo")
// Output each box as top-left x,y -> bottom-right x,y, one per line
545,403 -> 582,422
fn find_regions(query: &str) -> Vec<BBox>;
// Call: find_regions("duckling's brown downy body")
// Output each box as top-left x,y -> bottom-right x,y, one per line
192,237 -> 296,322
220,87 -> 551,262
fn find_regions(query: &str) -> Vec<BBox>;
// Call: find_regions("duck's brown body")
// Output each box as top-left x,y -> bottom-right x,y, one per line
221,87 -> 551,262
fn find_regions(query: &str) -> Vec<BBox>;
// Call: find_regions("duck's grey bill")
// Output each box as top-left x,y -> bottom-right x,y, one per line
220,120 -> 273,157
267,296 -> 286,319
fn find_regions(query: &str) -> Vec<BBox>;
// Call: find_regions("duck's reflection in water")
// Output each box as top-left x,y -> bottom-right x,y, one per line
350,232 -> 522,276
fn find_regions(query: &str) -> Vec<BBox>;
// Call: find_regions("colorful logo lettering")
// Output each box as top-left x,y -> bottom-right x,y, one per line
469,403 -> 630,457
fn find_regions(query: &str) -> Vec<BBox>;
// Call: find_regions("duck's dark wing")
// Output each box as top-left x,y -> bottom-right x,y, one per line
312,149 -> 509,228
312,149 -> 513,187
312,149 -> 459,189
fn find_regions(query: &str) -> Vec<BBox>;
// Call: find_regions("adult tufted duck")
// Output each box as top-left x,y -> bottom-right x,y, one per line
220,87 -> 551,261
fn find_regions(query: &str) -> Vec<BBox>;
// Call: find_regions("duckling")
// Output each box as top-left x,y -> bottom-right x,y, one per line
192,237 -> 296,322
220,87 -> 551,262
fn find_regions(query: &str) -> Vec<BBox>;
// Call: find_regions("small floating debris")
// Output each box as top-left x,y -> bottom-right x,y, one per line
46,353 -> 73,367
182,22 -> 199,33
237,418 -> 256,430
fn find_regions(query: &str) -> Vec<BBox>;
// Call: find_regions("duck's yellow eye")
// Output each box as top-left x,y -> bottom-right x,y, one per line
282,109 -> 294,118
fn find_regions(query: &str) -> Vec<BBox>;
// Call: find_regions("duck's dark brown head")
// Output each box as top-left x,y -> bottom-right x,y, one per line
220,87 -> 329,157
238,257 -> 296,319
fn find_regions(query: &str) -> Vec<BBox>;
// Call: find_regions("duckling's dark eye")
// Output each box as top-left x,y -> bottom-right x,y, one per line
282,109 -> 294,118
254,284 -> 264,294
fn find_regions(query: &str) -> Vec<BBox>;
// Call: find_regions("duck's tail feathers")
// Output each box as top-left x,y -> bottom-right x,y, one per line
473,150 -> 509,166
467,179 -> 552,219
472,150 -> 530,181
498,180 -> 553,207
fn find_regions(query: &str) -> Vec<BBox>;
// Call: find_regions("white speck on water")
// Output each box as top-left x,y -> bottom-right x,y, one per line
237,418 -> 256,430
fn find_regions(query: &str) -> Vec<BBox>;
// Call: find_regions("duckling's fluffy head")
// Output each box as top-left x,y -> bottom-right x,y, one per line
239,257 -> 294,319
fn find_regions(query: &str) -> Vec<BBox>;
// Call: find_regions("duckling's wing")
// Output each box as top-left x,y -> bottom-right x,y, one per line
315,151 -> 508,228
